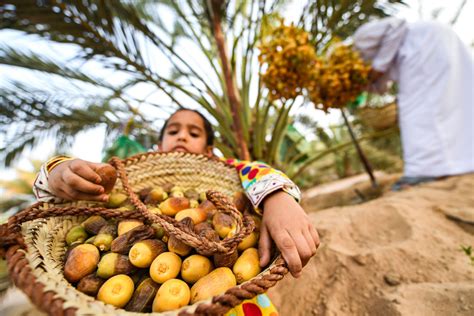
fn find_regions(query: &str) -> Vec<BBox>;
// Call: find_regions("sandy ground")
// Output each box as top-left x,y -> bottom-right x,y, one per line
268,173 -> 474,315
301,171 -> 400,212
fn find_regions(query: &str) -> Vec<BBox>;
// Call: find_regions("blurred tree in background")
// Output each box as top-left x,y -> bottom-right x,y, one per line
0,0 -> 405,193
0,160 -> 40,222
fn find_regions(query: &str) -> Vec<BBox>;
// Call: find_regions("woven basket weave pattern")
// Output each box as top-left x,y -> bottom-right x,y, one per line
357,102 -> 398,131
115,154 -> 241,195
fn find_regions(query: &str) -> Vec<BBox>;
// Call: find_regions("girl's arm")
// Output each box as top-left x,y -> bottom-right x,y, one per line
223,158 -> 301,212
225,158 -> 320,278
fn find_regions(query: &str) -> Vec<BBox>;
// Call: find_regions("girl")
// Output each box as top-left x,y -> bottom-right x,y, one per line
34,109 -> 320,315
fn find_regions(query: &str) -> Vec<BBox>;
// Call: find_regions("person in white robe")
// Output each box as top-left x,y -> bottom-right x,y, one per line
353,17 -> 474,189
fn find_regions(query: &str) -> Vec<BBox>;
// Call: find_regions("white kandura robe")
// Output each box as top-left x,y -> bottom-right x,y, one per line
354,18 -> 474,178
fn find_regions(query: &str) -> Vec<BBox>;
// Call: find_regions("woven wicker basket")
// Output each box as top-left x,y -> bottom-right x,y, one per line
0,152 -> 288,316
357,102 -> 398,131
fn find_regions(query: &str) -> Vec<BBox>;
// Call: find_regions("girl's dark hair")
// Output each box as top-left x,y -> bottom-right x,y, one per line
158,108 -> 215,146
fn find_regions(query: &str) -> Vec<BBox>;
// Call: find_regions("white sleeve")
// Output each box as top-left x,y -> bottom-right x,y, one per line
354,17 -> 408,72
33,163 -> 65,203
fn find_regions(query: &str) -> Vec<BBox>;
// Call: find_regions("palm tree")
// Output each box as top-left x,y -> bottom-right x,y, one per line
0,0 -> 405,172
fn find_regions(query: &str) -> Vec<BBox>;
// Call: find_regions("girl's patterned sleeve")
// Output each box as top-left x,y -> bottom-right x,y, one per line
33,156 -> 73,203
224,158 -> 301,213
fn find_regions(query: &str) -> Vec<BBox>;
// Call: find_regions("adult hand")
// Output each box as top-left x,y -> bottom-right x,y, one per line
259,191 -> 320,278
48,159 -> 111,202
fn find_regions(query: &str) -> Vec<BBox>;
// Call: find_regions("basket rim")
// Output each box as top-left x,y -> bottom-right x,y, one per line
356,101 -> 397,112
117,151 -> 235,170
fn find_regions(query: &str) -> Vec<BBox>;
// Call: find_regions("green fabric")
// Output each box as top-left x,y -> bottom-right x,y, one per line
102,135 -> 146,162
347,92 -> 367,110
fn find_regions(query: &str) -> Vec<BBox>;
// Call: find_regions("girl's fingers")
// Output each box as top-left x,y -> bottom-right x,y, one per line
62,169 -> 104,196
60,182 -> 108,202
271,229 -> 302,278
258,224 -> 272,268
69,160 -> 102,184
290,230 -> 313,268
309,224 -> 321,249
303,228 -> 318,257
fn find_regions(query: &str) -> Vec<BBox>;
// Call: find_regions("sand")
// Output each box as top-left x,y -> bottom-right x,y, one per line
268,173 -> 474,315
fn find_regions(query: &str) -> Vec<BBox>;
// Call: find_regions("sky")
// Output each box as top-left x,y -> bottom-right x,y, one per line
0,0 -> 473,180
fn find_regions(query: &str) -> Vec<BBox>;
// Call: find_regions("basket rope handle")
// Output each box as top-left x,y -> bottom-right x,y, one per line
0,223 -> 24,259
109,157 -> 254,256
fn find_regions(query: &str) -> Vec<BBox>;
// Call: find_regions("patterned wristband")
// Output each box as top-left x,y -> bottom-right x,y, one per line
46,156 -> 73,173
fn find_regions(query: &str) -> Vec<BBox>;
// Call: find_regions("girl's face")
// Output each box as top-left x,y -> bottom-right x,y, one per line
158,110 -> 212,155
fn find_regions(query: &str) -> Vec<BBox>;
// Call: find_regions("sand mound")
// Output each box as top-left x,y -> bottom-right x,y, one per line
269,173 -> 474,315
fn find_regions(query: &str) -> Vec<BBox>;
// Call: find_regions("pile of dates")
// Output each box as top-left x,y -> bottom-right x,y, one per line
63,184 -> 262,313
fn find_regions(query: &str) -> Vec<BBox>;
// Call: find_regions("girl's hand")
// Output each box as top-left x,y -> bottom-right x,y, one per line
260,190 -> 320,278
49,159 -> 110,202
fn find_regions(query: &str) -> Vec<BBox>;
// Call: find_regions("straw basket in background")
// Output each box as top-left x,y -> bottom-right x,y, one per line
357,102 -> 398,131
0,152 -> 288,316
